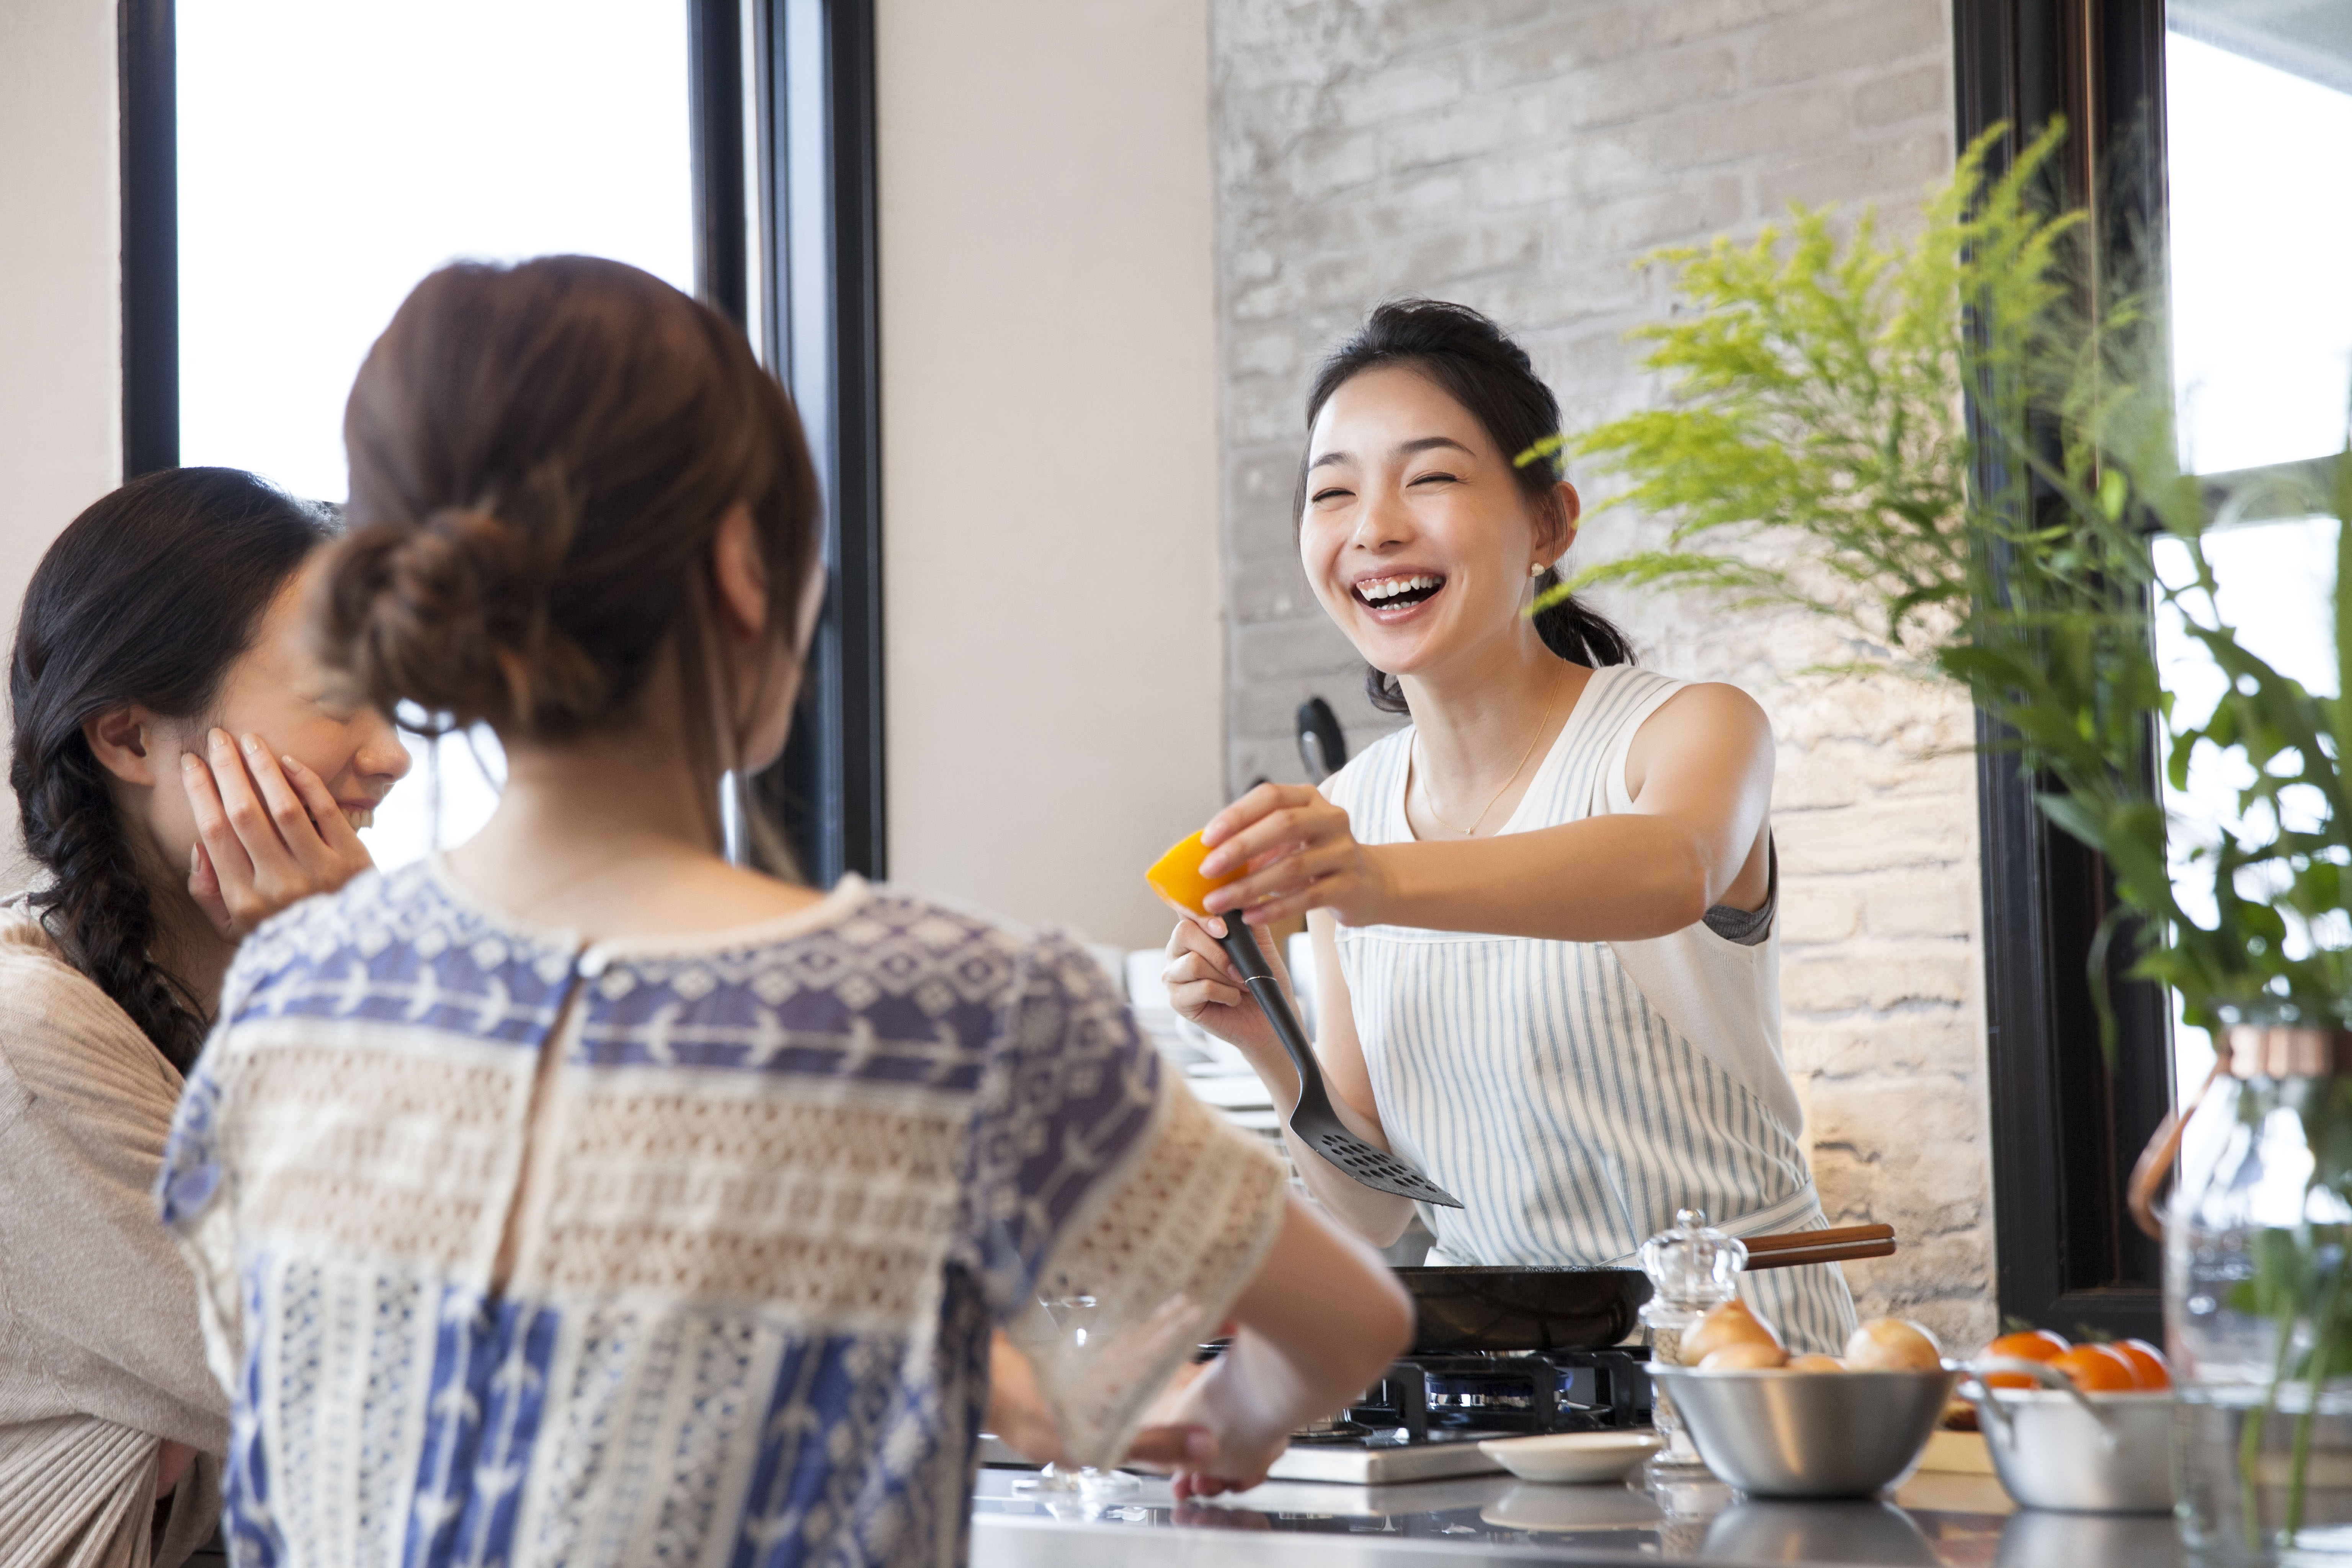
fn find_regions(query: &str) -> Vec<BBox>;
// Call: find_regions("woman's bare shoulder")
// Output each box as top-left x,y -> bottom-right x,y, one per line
1622,679 -> 1773,802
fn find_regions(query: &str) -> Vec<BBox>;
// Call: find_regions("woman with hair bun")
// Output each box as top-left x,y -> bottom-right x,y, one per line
2,466 -> 411,1565
1162,299 -> 1856,1352
158,255 -> 1409,1565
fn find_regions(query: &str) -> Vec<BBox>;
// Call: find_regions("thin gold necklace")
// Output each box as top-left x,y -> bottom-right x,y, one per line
1417,678 -> 1566,837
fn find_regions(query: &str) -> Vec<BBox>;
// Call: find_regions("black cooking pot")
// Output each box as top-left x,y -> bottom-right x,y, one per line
1398,1265 -> 1651,1354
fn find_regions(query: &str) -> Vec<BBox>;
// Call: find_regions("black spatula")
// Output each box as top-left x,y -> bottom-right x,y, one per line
1214,921 -> 1462,1209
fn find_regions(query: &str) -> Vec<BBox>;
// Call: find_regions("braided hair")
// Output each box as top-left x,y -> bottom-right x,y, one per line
10,468 -> 330,1072
1298,299 -> 1633,714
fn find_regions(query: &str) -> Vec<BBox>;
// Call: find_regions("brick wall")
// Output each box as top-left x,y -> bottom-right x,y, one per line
1212,0 -> 1996,1347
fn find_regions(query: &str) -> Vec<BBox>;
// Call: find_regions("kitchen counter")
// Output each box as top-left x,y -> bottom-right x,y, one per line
969,1465 -> 2188,1567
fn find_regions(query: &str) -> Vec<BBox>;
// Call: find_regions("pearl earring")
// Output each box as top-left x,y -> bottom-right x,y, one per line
1529,561 -> 1545,577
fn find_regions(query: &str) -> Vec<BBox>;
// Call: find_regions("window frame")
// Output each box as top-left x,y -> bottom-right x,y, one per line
117,0 -> 886,885
1955,0 -> 2175,1341
1955,0 -> 2345,1339
750,0 -> 886,886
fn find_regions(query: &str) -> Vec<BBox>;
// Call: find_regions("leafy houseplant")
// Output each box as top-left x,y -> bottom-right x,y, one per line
1532,122 -> 2352,1554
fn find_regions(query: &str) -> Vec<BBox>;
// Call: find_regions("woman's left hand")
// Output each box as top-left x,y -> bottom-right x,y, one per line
1196,782 -> 1390,928
181,728 -> 376,938
984,1330 -> 1216,1472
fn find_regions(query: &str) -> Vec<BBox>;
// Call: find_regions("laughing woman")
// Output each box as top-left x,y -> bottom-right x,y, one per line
2,467 -> 411,1565
1164,301 -> 1857,1353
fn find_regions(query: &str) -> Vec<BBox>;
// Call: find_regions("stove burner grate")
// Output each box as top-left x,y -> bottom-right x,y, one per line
1311,1346 -> 1652,1446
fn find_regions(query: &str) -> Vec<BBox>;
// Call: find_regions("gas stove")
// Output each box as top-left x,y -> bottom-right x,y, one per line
1266,1346 -> 1653,1484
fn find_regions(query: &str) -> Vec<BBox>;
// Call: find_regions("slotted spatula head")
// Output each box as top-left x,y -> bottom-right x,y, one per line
1286,1103 -> 1464,1208
1146,830 -> 1462,1210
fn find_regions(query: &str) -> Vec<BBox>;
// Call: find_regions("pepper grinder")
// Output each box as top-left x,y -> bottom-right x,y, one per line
1637,1206 -> 1748,1472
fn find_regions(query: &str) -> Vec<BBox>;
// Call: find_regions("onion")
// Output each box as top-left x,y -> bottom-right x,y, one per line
1699,1341 -> 1787,1370
1682,1299 -> 1783,1364
1844,1316 -> 1943,1372
1786,1353 -> 1847,1372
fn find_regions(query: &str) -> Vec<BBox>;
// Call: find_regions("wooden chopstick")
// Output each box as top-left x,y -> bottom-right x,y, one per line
1741,1223 -> 1895,1255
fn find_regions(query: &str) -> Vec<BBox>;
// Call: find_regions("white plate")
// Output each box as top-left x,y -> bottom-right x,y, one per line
1477,1431 -> 1663,1483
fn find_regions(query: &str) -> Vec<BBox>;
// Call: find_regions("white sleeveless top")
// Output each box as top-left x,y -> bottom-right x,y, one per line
1319,665 -> 1855,1352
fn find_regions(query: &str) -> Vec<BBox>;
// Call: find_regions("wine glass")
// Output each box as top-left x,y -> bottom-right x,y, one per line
1006,1293 -> 1142,1498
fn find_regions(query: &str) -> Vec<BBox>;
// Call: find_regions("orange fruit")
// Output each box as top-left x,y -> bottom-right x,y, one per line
1984,1329 -> 2070,1389
1146,831 -> 1242,919
2051,1344 -> 2138,1393
2111,1339 -> 2171,1390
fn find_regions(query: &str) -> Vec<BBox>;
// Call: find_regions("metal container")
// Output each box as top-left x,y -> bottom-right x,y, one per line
1963,1382 -> 2176,1513
1650,1367 -> 1959,1498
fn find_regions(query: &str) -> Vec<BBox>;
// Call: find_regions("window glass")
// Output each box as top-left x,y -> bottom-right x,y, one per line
2153,516 -> 2341,1093
2166,27 -> 2352,475
176,0 -> 693,869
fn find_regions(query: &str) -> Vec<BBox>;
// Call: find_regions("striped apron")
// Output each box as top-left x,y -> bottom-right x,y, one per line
1320,665 -> 1857,1355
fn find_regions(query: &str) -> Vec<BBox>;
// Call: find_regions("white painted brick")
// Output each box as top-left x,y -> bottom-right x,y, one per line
1555,176 -> 1750,255
1757,127 -> 1955,210
1231,560 -> 1317,625
1867,869 -> 1975,939
1469,5 -> 1652,89
1740,0 -> 1947,90
1556,46 -> 1742,131
1854,59 -> 1952,127
1786,1012 -> 1974,1079
1439,265 -> 1647,333
1365,0 -> 1559,54
1237,616 -> 1369,680
1773,743 -> 1865,810
1380,87 -> 1551,174
1331,62 -> 1464,129
1650,0 -> 1851,48
1779,880 -> 1862,944
1285,170 -> 1473,253
1632,83 -> 1851,173
1775,804 -> 1970,875
1267,126 -> 1382,202
1780,949 -> 1969,1013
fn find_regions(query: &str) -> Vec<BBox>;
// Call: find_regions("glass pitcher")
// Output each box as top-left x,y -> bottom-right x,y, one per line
2160,1014 -> 2352,1561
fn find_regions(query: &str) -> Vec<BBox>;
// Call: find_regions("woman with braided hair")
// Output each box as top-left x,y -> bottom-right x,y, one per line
2,466 -> 410,1566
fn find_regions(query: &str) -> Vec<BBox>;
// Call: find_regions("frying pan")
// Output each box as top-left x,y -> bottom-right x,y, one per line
1400,1224 -> 1897,1353
1402,1266 -> 1651,1354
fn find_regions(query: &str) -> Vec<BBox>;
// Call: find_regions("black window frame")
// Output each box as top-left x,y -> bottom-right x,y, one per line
118,0 -> 885,885
1956,0 -> 2174,1344
1957,0 -> 2346,1340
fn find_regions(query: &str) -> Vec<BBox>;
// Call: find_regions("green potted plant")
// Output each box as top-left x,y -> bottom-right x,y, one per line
1534,123 -> 2352,1557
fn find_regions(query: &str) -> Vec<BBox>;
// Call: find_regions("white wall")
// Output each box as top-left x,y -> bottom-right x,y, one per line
875,0 -> 1225,950
0,0 -> 121,891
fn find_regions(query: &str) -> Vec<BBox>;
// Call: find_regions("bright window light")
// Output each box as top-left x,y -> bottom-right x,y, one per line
2167,33 -> 2352,475
176,0 -> 694,869
2154,516 -> 2342,1097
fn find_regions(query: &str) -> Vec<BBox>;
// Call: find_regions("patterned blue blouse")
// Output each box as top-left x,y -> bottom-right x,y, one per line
158,863 -> 1285,1567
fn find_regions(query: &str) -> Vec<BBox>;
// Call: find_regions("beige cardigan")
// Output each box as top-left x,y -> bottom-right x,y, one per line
0,902 -> 227,1568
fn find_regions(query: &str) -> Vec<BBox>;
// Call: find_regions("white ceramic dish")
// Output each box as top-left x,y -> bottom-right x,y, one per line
1479,1480 -> 1664,1530
1476,1430 -> 1663,1483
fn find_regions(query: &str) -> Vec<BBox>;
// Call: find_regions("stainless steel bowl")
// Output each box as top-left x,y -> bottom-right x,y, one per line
1964,1382 -> 2176,1512
1651,1366 -> 1960,1498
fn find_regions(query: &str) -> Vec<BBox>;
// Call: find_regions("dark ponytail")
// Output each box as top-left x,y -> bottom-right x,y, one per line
1299,299 -> 1633,714
9,468 -> 331,1071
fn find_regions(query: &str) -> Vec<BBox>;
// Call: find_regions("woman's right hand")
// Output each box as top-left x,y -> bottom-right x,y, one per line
1161,912 -> 1298,1085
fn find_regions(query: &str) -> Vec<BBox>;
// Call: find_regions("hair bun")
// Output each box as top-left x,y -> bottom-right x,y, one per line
322,497 -> 604,733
